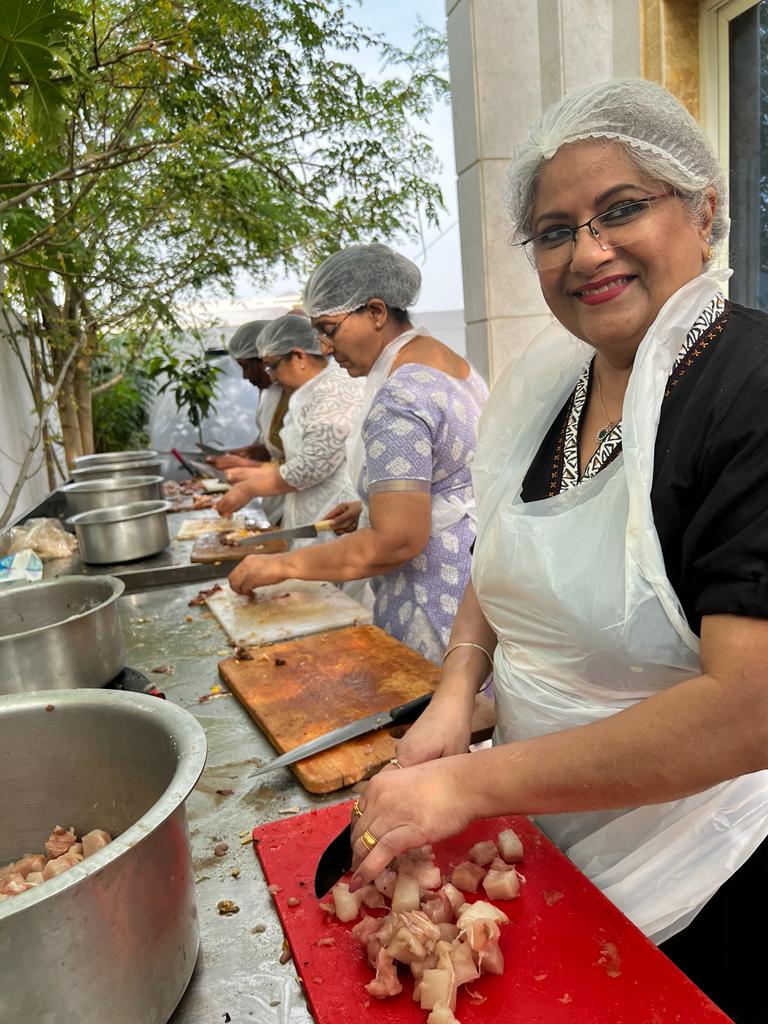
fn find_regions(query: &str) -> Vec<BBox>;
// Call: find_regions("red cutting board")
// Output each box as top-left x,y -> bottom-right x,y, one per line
252,802 -> 733,1024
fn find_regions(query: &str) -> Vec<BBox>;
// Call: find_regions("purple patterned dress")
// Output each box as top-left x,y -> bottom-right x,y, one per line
359,364 -> 487,662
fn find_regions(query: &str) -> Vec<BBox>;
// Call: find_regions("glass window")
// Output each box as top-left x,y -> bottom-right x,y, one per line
729,0 -> 768,307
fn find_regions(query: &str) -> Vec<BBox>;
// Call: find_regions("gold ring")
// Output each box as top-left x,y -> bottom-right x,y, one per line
389,758 -> 404,769
361,830 -> 378,851
352,799 -> 363,818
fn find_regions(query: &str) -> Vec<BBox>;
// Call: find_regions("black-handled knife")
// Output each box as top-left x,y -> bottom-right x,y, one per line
249,692 -> 433,779
314,822 -> 353,898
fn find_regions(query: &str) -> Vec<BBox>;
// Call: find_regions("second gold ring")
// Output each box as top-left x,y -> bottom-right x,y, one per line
352,799 -> 363,818
361,829 -> 378,851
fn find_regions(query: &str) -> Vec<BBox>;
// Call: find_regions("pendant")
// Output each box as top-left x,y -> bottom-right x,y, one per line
596,424 -> 613,443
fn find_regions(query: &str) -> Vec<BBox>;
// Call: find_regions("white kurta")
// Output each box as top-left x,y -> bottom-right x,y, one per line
471,270 -> 768,943
278,364 -> 363,547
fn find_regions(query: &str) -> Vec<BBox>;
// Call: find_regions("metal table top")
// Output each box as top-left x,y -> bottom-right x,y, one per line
118,560 -> 341,1023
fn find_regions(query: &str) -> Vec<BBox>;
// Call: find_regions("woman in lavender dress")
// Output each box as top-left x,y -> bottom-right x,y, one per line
228,244 -> 487,661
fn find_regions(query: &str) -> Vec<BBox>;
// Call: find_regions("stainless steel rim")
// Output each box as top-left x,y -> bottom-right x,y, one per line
0,689 -> 207,920
67,500 -> 172,526
73,450 -> 158,466
0,575 -> 125,643
61,475 -> 164,494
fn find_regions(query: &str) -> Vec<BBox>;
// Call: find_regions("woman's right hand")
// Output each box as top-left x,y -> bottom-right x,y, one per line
325,501 -> 362,534
395,693 -> 474,768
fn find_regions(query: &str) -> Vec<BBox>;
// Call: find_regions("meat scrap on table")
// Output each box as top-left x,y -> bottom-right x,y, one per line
319,828 -> 525,1024
0,825 -> 112,898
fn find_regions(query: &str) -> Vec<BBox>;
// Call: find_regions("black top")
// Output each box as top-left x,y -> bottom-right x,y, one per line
520,302 -> 768,635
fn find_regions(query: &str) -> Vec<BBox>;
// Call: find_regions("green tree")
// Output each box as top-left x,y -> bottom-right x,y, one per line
0,0 -> 447,525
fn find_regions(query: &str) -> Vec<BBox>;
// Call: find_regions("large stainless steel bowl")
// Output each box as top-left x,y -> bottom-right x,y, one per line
68,500 -> 171,564
61,474 -> 164,515
72,458 -> 162,482
0,576 -> 125,694
0,689 -> 207,1023
73,449 -> 158,468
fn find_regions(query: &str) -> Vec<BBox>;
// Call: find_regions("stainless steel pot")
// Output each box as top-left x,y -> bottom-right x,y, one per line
74,448 -> 158,468
72,458 -> 162,482
0,688 -> 207,1024
68,500 -> 171,564
0,575 -> 125,694
61,474 -> 164,515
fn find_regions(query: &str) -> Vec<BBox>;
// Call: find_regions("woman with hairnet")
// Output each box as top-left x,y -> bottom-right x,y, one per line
216,314 -> 363,545
345,81 -> 768,1020
208,319 -> 290,524
228,244 -> 488,662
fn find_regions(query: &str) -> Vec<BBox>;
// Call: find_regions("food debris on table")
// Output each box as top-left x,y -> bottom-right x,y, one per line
233,646 -> 253,661
217,899 -> 239,915
267,883 -> 282,895
231,868 -> 240,879
188,583 -> 223,607
216,788 -> 235,797
279,946 -> 292,965
287,896 -> 300,907
151,664 -> 174,675
213,842 -> 229,857
278,807 -> 300,815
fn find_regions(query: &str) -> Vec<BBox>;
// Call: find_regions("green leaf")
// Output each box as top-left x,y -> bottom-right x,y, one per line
0,0 -> 84,139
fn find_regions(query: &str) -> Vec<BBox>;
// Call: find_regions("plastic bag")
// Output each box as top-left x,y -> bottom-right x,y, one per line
0,550 -> 43,583
6,518 -> 78,560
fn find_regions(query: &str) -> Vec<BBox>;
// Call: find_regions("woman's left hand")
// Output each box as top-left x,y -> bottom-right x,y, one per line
215,481 -> 253,517
349,756 -> 474,889
228,554 -> 290,594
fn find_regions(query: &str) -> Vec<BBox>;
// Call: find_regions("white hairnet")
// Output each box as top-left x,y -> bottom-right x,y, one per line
303,243 -> 421,316
256,313 -> 323,358
228,320 -> 271,360
503,79 -> 728,247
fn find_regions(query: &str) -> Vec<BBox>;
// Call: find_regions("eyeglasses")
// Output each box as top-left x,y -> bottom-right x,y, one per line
262,353 -> 292,376
314,306 -> 366,344
520,192 -> 676,271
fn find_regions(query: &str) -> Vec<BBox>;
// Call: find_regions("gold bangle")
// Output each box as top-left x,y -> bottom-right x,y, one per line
441,642 -> 494,671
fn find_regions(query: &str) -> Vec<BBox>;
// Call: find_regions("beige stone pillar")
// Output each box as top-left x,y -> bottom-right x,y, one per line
447,0 -> 642,381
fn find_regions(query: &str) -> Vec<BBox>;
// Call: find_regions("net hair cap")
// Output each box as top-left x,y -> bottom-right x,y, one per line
228,319 -> 271,360
503,78 -> 729,245
256,313 -> 323,358
303,242 -> 421,317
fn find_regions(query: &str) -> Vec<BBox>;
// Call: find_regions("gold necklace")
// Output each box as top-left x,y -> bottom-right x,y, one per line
595,361 -> 619,444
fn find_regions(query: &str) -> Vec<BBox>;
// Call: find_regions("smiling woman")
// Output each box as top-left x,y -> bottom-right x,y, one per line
346,80 -> 768,1023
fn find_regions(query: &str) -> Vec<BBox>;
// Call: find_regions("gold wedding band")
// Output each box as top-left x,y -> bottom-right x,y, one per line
389,758 -> 404,769
361,830 -> 378,851
352,799 -> 363,818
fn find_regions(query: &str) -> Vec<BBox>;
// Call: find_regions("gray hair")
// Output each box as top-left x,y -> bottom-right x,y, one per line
503,79 -> 728,250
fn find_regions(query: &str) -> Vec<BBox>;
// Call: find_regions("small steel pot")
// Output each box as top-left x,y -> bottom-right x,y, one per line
0,688 -> 207,1023
60,474 -> 163,516
72,458 -> 162,482
0,575 -> 125,694
68,500 -> 171,564
73,449 -> 158,468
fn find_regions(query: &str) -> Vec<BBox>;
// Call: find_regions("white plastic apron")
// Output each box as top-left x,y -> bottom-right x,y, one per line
347,326 -> 485,535
472,271 -> 768,943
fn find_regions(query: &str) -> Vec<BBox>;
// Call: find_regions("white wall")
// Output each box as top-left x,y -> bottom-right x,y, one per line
446,0 -> 642,381
0,316 -> 62,525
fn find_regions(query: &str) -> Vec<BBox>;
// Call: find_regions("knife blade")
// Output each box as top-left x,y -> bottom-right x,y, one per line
228,518 -> 335,547
249,692 -> 433,778
314,822 -> 353,897
171,449 -> 227,481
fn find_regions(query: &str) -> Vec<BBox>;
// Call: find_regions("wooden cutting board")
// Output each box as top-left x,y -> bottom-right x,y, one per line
205,580 -> 372,646
190,532 -> 288,563
252,803 -> 733,1024
219,624 -> 495,793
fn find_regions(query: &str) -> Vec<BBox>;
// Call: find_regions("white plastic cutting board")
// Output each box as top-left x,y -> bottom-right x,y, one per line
204,580 -> 372,646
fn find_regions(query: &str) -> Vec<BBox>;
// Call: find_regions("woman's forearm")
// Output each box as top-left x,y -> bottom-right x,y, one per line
434,582 -> 497,709
280,526 -> 414,581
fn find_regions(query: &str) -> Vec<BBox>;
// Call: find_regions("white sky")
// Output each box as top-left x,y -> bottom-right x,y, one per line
228,0 -> 463,317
